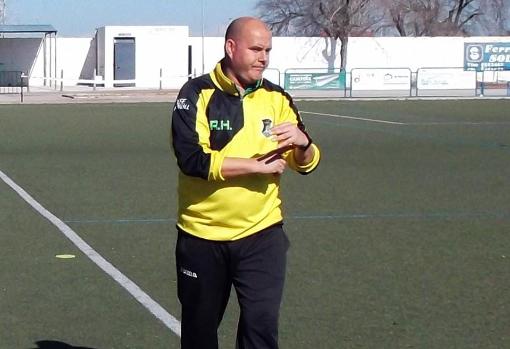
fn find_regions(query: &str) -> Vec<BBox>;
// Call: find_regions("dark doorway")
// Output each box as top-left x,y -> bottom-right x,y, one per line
114,37 -> 135,87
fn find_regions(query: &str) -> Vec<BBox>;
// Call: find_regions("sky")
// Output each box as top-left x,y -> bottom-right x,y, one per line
5,0 -> 259,37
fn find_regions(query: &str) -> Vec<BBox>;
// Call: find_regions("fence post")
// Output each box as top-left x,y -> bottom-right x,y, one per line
20,73 -> 25,103
60,70 -> 64,92
93,68 -> 97,91
159,68 -> 163,90
479,71 -> 485,97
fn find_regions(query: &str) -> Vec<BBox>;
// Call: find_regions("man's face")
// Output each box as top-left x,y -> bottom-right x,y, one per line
227,24 -> 272,87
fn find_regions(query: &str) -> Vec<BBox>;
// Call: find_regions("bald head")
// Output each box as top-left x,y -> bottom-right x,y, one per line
225,17 -> 270,41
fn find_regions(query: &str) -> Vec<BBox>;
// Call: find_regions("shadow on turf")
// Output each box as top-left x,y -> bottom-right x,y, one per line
30,341 -> 97,349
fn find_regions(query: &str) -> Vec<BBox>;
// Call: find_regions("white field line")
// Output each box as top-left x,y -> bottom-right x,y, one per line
301,111 -> 405,125
0,169 -> 181,337
301,110 -> 510,126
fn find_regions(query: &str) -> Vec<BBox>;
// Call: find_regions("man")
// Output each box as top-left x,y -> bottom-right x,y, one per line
171,16 -> 320,349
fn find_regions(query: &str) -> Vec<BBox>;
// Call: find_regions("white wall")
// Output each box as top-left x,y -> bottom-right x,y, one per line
189,37 -> 223,75
189,36 -> 343,85
57,38 -> 95,82
97,26 -> 189,88
348,36 -> 510,70
190,36 -> 510,86
23,37 -> 92,87
2,30 -> 509,89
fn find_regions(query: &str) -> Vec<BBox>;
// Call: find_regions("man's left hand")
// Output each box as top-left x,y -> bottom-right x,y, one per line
271,122 -> 308,149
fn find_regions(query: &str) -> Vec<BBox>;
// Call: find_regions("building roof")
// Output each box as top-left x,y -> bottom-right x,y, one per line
0,24 -> 57,34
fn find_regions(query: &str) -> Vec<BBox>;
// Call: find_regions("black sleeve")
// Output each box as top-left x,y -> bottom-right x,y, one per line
171,81 -> 211,180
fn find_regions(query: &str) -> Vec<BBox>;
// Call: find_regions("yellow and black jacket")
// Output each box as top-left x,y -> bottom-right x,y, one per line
171,61 -> 320,241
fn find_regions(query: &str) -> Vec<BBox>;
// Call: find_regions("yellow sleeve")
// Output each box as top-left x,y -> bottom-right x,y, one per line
278,92 -> 321,174
284,144 -> 321,174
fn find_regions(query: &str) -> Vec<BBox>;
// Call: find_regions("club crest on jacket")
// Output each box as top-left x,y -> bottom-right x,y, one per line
262,119 -> 272,137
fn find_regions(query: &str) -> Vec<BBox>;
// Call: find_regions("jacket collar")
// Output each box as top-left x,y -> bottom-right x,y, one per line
210,60 -> 262,97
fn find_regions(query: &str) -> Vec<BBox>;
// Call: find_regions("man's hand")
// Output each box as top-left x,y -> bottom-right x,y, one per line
271,122 -> 314,166
271,122 -> 309,149
256,153 -> 287,175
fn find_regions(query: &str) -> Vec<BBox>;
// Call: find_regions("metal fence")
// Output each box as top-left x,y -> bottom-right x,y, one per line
280,67 -> 510,98
4,67 -> 509,101
0,71 -> 26,102
0,71 -> 23,93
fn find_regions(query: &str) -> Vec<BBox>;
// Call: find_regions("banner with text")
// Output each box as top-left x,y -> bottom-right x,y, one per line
417,68 -> 476,90
284,72 -> 346,90
351,69 -> 411,91
465,42 -> 510,71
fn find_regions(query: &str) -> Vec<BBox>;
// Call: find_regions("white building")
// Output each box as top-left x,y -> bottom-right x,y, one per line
1,24 -> 509,94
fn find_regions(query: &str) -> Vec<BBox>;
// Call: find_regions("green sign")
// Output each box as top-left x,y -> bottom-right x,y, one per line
285,72 -> 346,90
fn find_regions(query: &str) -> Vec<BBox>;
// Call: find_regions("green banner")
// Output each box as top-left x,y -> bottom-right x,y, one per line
285,71 -> 346,90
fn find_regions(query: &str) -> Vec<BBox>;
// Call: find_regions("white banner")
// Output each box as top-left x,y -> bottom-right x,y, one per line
418,69 -> 476,90
351,69 -> 411,91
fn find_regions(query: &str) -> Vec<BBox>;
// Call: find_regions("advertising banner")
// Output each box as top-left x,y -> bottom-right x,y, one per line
465,43 -> 510,71
284,72 -> 345,90
351,69 -> 411,91
417,68 -> 476,90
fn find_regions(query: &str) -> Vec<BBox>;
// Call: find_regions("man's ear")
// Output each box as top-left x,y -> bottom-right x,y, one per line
225,39 -> 235,59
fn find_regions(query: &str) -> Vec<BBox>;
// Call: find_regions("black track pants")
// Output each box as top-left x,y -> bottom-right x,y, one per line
175,223 -> 289,349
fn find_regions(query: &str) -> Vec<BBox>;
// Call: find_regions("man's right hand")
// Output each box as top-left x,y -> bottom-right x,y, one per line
256,153 -> 287,175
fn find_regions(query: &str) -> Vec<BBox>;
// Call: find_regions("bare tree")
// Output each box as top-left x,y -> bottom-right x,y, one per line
441,0 -> 482,34
256,0 -> 382,69
381,0 -> 485,36
381,0 -> 440,36
473,0 -> 510,35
